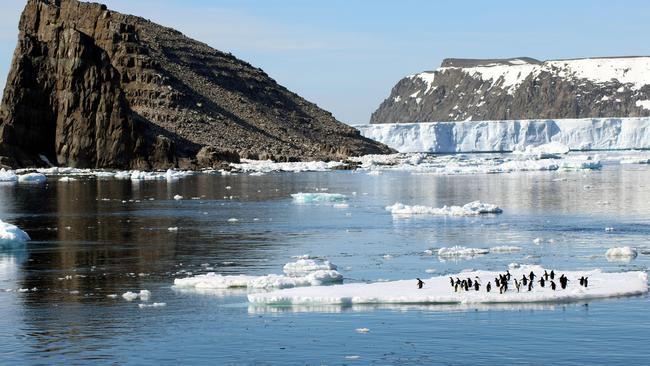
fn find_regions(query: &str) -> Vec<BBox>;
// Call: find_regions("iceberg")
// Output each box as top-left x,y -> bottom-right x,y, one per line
356,118 -> 650,153
0,220 -> 31,247
605,247 -> 638,261
173,258 -> 343,291
248,265 -> 648,306
0,169 -> 18,183
17,173 -> 47,184
291,193 -> 347,204
386,201 -> 502,217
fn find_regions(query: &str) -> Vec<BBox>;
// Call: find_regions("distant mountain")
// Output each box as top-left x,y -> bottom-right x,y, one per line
370,57 -> 650,124
0,0 -> 392,169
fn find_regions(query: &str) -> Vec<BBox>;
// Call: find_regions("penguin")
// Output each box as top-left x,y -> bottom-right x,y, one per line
539,278 -> 545,287
579,277 -> 584,286
454,283 -> 459,292
521,276 -> 528,286
550,270 -> 555,280
583,277 -> 589,288
486,282 -> 492,293
467,278 -> 473,287
528,281 -> 533,291
474,281 -> 480,291
550,281 -> 556,290
529,271 -> 536,282
506,270 -> 511,281
560,276 -> 569,290
417,278 -> 424,289
503,282 -> 508,293
544,270 -> 549,281
464,281 -> 470,291
450,277 -> 455,287
514,279 -> 520,292
495,278 -> 500,287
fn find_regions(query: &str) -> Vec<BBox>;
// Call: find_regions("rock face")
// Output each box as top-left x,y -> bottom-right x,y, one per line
371,57 -> 650,124
0,0 -> 392,169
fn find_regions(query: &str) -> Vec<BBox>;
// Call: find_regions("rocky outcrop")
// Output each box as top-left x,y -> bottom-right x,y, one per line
0,0 -> 392,169
371,57 -> 650,124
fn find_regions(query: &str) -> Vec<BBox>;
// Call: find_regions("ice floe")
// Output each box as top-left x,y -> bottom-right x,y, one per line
231,159 -> 346,173
174,258 -> 342,290
0,169 -> 17,183
122,290 -> 151,301
437,246 -> 490,259
386,201 -> 502,217
605,247 -> 638,261
0,220 -> 30,247
490,246 -> 523,253
248,265 -> 648,306
17,173 -> 47,184
138,302 -> 166,309
291,193 -> 347,204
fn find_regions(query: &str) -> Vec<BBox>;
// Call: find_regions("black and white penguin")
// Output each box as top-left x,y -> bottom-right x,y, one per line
467,278 -> 473,287
544,270 -> 549,281
474,281 -> 480,291
579,276 -> 585,286
506,270 -> 511,281
583,277 -> 589,288
539,278 -> 545,287
417,278 -> 424,289
495,278 -> 500,287
529,271 -> 536,282
550,270 -> 555,280
450,277 -> 455,287
521,276 -> 528,286
514,279 -> 521,292
550,281 -> 556,290
486,282 -> 492,293
528,281 -> 533,291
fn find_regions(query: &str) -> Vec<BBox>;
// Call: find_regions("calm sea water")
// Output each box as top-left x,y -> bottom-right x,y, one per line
1,159 -> 649,365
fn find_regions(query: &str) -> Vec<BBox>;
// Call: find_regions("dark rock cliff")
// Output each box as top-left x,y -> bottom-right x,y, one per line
371,57 -> 650,124
0,0 -> 392,169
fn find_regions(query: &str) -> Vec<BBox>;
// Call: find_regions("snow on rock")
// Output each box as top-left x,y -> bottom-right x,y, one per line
437,246 -> 489,259
248,265 -> 648,306
291,193 -> 347,204
174,258 -> 343,291
0,220 -> 30,247
386,201 -> 502,217
356,118 -> 650,153
231,159 -> 346,173
0,169 -> 18,183
17,173 -> 47,184
605,247 -> 638,261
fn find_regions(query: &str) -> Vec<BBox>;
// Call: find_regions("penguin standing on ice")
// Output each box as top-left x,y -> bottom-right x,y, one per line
579,276 -> 585,286
514,279 -> 521,292
417,278 -> 424,289
474,281 -> 481,291
544,270 -> 549,281
506,270 -> 511,281
583,277 -> 589,288
550,281 -> 556,290
529,271 -> 536,282
450,277 -> 455,287
467,278 -> 473,287
521,276 -> 528,286
539,278 -> 546,288
486,282 -> 492,293
528,281 -> 533,291
550,270 -> 555,280
495,278 -> 500,287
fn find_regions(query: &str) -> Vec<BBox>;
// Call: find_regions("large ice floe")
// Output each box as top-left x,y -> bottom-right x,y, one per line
231,159 -> 346,173
351,152 -> 601,175
356,117 -> 650,153
291,193 -> 347,204
248,265 -> 648,306
437,246 -> 490,259
0,220 -> 31,247
386,201 -> 502,217
173,258 -> 343,290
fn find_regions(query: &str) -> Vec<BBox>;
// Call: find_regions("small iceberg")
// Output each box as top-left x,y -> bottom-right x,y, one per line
438,246 -> 489,259
18,173 -> 47,184
0,220 -> 31,247
248,265 -> 648,306
386,201 -> 502,217
605,247 -> 638,262
0,169 -> 18,183
291,193 -> 347,204
174,258 -> 342,290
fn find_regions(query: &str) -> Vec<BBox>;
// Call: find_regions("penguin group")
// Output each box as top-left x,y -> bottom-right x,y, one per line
442,269 -> 586,294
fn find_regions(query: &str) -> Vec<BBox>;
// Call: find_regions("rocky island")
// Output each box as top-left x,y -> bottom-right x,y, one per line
0,0 -> 392,169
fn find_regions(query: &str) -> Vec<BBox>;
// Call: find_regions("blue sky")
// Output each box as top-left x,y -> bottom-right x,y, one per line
2,0 -> 650,124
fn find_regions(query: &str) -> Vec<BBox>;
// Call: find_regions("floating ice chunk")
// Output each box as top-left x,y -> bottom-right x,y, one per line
605,227 -> 614,232
122,290 -> 151,301
515,142 -> 570,158
231,159 -> 346,173
605,247 -> 638,261
59,177 -> 77,182
291,193 -> 347,204
18,173 -> 47,184
508,263 -> 521,269
227,218 -> 239,223
533,238 -> 543,245
386,201 -> 502,217
355,328 -> 370,333
138,302 -> 166,308
0,220 -> 30,247
248,265 -> 648,306
174,270 -> 342,290
437,246 -> 489,259
168,227 -> 179,231
283,259 -> 337,276
425,268 -> 437,273
490,246 -> 522,253
367,170 -> 382,176
0,169 -> 18,183
173,194 -> 183,201
107,294 -> 118,298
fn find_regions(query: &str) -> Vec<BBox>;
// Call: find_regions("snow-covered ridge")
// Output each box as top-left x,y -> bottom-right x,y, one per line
357,117 -> 650,153
248,265 -> 648,306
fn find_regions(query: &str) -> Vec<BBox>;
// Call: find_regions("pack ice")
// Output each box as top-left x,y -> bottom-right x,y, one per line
248,265 -> 648,306
386,201 -> 502,217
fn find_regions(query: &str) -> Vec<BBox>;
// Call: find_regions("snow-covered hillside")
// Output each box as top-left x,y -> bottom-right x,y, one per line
371,57 -> 650,124
357,117 -> 650,153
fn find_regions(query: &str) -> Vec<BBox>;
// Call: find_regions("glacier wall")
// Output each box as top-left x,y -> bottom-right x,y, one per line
356,118 -> 650,153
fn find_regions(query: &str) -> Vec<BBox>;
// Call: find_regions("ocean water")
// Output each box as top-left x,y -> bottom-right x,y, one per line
1,158 -> 649,365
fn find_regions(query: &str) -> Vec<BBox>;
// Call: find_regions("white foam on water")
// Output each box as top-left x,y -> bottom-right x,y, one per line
248,265 -> 648,306
386,201 -> 502,217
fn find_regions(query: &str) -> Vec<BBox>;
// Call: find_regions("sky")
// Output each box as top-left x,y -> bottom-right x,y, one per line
2,0 -> 650,124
